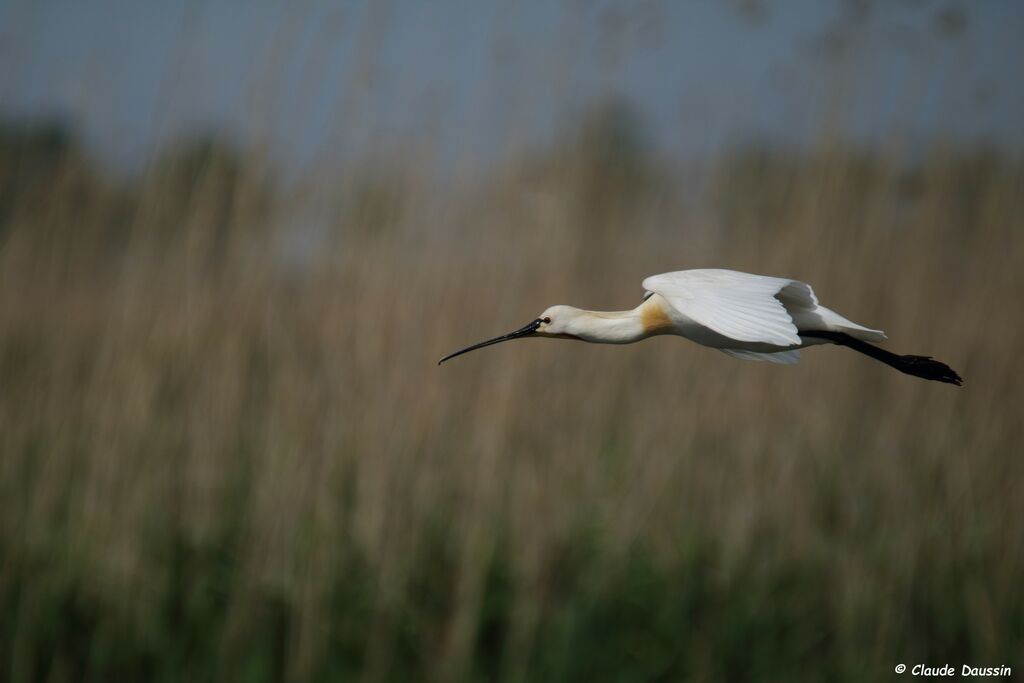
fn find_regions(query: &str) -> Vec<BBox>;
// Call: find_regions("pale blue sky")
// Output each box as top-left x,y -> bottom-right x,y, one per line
1,0 -> 1021,174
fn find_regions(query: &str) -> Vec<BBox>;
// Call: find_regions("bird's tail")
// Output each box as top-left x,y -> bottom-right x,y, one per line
801,331 -> 963,386
811,305 -> 888,343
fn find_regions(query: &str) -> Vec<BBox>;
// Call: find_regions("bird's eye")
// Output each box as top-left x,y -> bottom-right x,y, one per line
542,317 -> 551,324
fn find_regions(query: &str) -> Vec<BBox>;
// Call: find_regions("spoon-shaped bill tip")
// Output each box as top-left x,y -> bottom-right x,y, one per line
438,318 -> 542,364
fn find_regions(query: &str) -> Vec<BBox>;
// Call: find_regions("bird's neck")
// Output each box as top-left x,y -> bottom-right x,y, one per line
567,308 -> 648,344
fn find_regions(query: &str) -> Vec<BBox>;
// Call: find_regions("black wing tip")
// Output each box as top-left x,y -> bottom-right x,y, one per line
899,355 -> 964,386
801,332 -> 964,387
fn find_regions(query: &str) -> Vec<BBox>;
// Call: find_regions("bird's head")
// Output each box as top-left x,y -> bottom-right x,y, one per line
438,305 -> 583,364
535,305 -> 585,337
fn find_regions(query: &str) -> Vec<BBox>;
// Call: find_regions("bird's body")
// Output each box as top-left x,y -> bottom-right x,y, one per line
439,268 -> 962,385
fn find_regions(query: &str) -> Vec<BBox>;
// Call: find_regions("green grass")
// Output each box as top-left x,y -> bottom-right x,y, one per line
5,516 -> 1020,682
1,121 -> 1023,680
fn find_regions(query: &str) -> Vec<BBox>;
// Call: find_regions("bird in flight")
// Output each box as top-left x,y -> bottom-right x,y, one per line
438,268 -> 962,385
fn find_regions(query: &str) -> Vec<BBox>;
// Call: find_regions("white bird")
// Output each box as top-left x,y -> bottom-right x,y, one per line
439,268 -> 962,385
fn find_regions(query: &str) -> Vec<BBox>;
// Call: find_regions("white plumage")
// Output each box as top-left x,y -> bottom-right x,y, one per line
641,269 -> 886,362
439,267 -> 961,386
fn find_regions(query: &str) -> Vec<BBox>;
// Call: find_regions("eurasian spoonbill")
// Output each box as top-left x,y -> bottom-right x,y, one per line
438,268 -> 962,385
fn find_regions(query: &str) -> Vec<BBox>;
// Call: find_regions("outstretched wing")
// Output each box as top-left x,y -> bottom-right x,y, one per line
642,269 -> 818,347
720,349 -> 801,364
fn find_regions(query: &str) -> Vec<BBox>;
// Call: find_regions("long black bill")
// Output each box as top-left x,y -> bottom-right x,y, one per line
438,318 -> 542,365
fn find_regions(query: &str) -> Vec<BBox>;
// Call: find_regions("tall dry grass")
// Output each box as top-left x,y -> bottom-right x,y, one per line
1,114 -> 1022,681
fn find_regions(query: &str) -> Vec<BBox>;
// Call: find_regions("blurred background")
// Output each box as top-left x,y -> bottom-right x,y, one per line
1,1 -> 1022,680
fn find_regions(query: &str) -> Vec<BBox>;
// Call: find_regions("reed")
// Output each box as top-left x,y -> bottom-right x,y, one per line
1,115 -> 1021,681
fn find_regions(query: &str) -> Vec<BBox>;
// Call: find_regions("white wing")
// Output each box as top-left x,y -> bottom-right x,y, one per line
642,269 -> 817,347
720,349 -> 801,364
